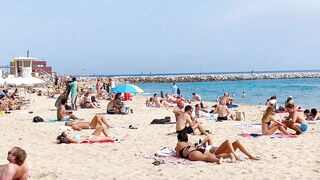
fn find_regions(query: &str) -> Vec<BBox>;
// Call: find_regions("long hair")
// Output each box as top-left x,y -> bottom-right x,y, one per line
262,106 -> 275,121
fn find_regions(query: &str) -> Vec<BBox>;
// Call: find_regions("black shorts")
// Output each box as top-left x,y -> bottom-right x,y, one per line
217,116 -> 228,121
107,110 -> 115,114
176,126 -> 194,134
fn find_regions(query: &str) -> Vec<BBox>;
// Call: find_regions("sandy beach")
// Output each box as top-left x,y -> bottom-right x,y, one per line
0,94 -> 320,180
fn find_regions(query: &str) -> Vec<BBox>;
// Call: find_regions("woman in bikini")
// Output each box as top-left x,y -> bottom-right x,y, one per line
176,133 -> 259,163
65,115 -> 112,131
261,106 -> 289,135
175,133 -> 222,164
57,125 -> 116,144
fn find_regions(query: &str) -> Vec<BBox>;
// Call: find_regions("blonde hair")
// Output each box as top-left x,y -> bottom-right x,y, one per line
262,106 -> 275,121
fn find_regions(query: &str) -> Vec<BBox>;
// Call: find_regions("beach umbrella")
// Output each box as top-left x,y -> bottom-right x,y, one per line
111,84 -> 144,94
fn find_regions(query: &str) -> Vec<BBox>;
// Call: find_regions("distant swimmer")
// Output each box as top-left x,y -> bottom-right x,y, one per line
242,91 -> 246,98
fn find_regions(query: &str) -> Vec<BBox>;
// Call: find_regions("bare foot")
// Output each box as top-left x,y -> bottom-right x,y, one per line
250,156 -> 261,160
217,157 -> 223,164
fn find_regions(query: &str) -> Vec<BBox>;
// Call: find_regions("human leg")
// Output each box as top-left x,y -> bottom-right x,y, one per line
92,125 -> 109,137
232,140 -> 259,160
188,151 -> 222,164
263,124 -> 283,135
193,123 -> 208,135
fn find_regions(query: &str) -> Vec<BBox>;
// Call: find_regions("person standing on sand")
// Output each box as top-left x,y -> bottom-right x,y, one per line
69,77 -> 79,110
0,147 -> 29,180
172,83 -> 178,96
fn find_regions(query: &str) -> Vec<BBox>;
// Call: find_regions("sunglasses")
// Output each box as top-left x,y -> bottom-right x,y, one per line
8,151 -> 13,155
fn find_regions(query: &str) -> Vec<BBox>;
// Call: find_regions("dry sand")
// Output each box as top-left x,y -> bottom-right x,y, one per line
0,94 -> 319,179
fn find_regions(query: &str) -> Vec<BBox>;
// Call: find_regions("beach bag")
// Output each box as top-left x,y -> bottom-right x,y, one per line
33,116 -> 44,123
235,112 -> 245,121
151,117 -> 171,124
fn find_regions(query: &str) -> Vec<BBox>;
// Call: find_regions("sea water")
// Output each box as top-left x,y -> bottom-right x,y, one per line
136,78 -> 320,109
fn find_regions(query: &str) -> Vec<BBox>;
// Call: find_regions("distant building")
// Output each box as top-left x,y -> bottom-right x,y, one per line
9,57 -> 55,77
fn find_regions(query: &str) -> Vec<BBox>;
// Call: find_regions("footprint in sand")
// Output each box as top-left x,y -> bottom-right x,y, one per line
34,172 -> 58,179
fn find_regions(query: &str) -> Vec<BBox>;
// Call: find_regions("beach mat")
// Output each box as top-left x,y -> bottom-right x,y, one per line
239,132 -> 297,138
56,139 -> 115,144
46,119 -> 71,123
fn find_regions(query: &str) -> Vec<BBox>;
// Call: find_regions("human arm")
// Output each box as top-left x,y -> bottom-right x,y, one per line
270,116 -> 286,126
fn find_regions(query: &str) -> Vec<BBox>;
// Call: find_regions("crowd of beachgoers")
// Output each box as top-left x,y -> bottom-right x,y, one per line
0,77 -> 319,179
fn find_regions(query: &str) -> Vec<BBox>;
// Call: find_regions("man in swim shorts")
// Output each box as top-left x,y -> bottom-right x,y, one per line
176,105 -> 208,135
283,104 -> 308,135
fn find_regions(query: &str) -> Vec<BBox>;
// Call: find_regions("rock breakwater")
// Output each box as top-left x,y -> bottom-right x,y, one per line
113,72 -> 320,84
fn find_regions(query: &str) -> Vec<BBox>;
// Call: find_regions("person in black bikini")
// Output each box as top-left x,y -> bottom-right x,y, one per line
261,106 -> 289,135
176,133 -> 260,163
175,133 -> 222,164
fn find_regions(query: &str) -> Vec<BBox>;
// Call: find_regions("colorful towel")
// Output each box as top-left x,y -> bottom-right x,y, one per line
46,119 -> 71,123
239,132 -> 297,138
56,139 -> 115,144
136,147 -> 199,166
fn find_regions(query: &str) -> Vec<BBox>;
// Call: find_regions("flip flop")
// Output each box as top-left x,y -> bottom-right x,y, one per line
129,125 -> 138,129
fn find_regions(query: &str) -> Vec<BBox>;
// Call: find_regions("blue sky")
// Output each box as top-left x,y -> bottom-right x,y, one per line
1,0 -> 320,75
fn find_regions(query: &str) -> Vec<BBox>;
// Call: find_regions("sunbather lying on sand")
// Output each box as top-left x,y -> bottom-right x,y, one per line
175,133 -> 222,164
65,115 -> 112,131
57,125 -> 115,143
204,135 -> 260,162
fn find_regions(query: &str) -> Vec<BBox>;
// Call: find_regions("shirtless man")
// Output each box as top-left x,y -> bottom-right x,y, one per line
176,105 -> 208,135
0,147 -> 28,180
283,104 -> 308,135
107,93 -> 122,114
57,98 -> 79,121
65,115 -> 112,131
215,99 -> 235,121
173,101 -> 185,121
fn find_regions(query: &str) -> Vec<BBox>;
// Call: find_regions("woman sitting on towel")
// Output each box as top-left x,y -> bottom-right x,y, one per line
57,125 -> 115,143
262,106 -> 289,135
175,133 -> 222,164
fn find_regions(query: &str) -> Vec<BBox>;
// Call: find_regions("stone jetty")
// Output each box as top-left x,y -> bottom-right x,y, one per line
112,72 -> 320,84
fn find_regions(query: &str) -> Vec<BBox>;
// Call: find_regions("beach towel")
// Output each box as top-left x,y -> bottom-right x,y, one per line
135,148 -> 197,166
239,132 -> 297,138
236,123 -> 262,129
46,119 -> 71,123
56,139 -> 115,144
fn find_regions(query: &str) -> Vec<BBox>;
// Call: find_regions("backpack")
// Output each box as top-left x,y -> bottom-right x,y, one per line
33,116 -> 44,123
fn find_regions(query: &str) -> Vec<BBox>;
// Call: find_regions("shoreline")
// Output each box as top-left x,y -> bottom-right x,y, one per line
109,72 -> 320,83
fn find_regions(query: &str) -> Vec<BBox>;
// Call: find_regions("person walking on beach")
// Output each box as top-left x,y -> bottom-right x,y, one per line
172,83 -> 178,96
0,147 -> 29,180
69,77 -> 79,110
283,104 -> 308,135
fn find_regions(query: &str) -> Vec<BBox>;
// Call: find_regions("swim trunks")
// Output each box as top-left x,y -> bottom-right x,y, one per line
300,124 -> 308,132
176,126 -> 193,134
